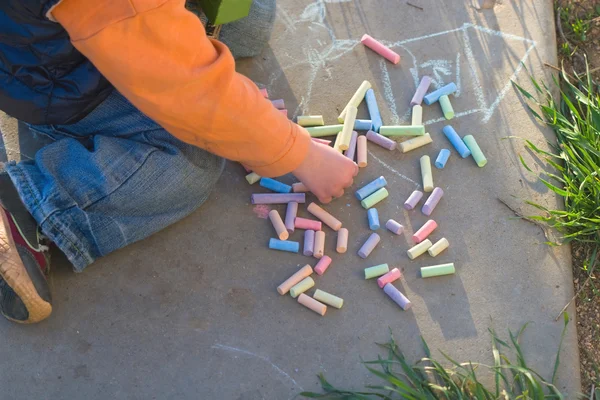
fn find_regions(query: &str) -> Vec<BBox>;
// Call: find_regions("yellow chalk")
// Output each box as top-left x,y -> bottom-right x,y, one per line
338,106 -> 358,150
420,155 -> 433,192
338,80 -> 372,122
297,115 -> 325,127
313,289 -> 343,309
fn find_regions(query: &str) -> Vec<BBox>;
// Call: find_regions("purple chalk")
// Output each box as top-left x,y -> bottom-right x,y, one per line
271,99 -> 285,109
358,233 -> 381,259
404,190 -> 423,210
366,130 -> 396,150
410,76 -> 432,106
383,283 -> 412,310
285,202 -> 298,233
385,219 -> 404,235
422,187 -> 444,216
303,229 -> 315,256
345,131 -> 358,161
251,193 -> 306,204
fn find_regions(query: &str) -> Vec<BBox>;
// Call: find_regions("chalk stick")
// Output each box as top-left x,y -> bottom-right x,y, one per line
410,76 -> 432,106
339,106 -> 358,151
367,208 -> 380,230
306,125 -> 343,137
332,131 -> 344,153
307,203 -> 343,231
345,131 -> 358,161
361,187 -> 388,209
407,239 -> 433,260
421,263 -> 455,278
422,187 -> 443,216
313,289 -> 343,309
358,233 -> 380,258
411,105 -> 423,126
338,80 -> 372,122
279,109 -> 288,117
365,89 -> 383,132
357,136 -> 368,168
336,228 -> 348,253
314,255 -> 332,275
268,210 -> 289,241
303,230 -> 315,256
380,125 -> 425,136
399,133 -> 432,153
356,176 -> 387,200
404,190 -> 423,210
420,155 -> 433,192
313,230 -> 325,259
297,293 -> 326,316
297,115 -> 325,127
271,99 -> 285,109
439,95 -> 454,120
290,277 -> 315,298
312,138 -> 332,146
423,82 -> 457,105
245,172 -> 261,185
413,220 -> 437,243
361,34 -> 400,64
385,219 -> 404,235
241,163 -> 252,173
269,238 -> 299,253
260,177 -> 292,193
284,202 -> 298,233
435,149 -> 451,169
252,193 -> 305,204
463,135 -> 487,167
259,88 -> 268,98
295,217 -> 322,231
366,130 -> 396,150
428,238 -> 449,257
277,264 -> 313,295
292,182 -> 309,193
354,119 -> 373,131
377,268 -> 401,288
442,125 -> 471,158
364,263 -> 390,279
383,283 -> 412,310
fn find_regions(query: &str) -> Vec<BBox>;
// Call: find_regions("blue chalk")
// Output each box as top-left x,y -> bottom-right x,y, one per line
423,82 -> 457,105
354,119 -> 373,131
367,208 -> 380,230
355,176 -> 387,200
260,177 -> 292,193
365,89 -> 383,133
435,149 -> 451,169
442,126 -> 471,158
269,238 -> 300,253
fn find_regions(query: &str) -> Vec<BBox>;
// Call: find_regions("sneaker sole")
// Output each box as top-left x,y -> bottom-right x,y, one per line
0,209 -> 51,323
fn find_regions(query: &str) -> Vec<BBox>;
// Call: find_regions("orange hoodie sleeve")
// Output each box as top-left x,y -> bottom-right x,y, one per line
49,0 -> 311,177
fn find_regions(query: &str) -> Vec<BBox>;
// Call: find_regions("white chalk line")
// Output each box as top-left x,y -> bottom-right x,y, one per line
462,28 -> 488,112
368,150 -> 419,187
423,108 -> 482,125
455,52 -> 462,97
212,343 -> 303,395
378,59 -> 400,124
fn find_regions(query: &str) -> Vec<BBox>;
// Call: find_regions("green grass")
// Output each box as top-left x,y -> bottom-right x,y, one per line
300,316 -> 569,399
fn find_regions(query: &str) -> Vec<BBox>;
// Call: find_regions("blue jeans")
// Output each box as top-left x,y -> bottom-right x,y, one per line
6,90 -> 225,272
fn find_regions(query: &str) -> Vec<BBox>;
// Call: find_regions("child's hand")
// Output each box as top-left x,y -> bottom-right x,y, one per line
292,140 -> 359,203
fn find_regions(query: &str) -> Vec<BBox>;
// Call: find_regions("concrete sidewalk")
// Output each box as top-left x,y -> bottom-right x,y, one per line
0,0 -> 580,398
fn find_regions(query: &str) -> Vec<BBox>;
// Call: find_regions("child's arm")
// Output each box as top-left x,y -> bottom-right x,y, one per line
49,0 -> 356,201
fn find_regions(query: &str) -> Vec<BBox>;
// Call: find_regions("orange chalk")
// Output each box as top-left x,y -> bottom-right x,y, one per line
357,135 -> 368,168
307,203 -> 343,231
336,228 -> 349,253
313,230 -> 325,259
268,210 -> 289,240
277,265 -> 313,295
292,182 -> 309,193
297,293 -> 327,316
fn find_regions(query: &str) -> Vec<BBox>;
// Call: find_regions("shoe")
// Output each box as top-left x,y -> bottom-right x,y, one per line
0,173 -> 51,323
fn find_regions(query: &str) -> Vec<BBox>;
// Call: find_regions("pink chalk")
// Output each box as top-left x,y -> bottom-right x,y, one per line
410,76 -> 432,106
292,182 -> 309,193
366,130 -> 396,150
314,255 -> 332,275
361,34 -> 400,64
344,131 -> 358,161
383,283 -> 412,310
271,99 -> 285,109
259,88 -> 268,98
279,109 -> 288,117
422,187 -> 444,216
303,230 -> 315,256
295,217 -> 322,231
404,190 -> 423,210
385,219 -> 404,235
412,220 -> 437,243
240,163 -> 252,173
377,268 -> 401,288
312,138 -> 332,146
285,202 -> 298,233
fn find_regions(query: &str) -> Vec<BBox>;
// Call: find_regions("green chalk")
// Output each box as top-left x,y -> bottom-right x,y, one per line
313,289 -> 344,309
360,187 -> 388,209
421,263 -> 455,278
198,0 -> 252,25
439,95 -> 454,120
463,135 -> 487,167
379,125 -> 425,136
364,263 -> 390,279
306,125 -> 344,137
289,277 -> 315,298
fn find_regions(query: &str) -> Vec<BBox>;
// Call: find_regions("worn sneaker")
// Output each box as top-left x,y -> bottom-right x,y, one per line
0,173 -> 51,323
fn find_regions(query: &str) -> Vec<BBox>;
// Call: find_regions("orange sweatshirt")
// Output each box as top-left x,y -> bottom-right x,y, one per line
49,0 -> 311,177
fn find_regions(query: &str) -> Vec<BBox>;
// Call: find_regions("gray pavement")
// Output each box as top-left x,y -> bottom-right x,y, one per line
0,0 -> 581,398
